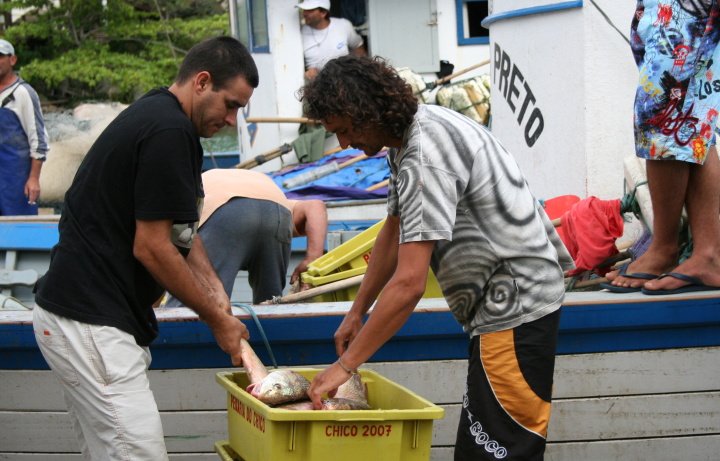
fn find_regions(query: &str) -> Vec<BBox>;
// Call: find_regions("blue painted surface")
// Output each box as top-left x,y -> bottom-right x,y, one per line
456,0 -> 490,46
481,1 -> 583,28
4,295 -> 720,370
202,152 -> 240,170
0,222 -> 59,251
292,220 -> 379,251
0,219 -> 380,253
557,296 -> 720,353
5,220 -> 719,369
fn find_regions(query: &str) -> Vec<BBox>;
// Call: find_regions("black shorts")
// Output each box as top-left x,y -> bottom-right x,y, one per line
455,309 -> 561,460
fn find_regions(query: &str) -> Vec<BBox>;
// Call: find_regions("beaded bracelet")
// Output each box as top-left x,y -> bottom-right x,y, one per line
336,357 -> 357,375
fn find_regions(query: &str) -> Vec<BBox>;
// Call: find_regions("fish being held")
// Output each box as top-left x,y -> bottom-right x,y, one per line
240,339 -> 370,409
239,338 -> 269,384
335,373 -> 369,403
247,369 -> 311,406
239,339 -> 311,405
277,373 -> 370,410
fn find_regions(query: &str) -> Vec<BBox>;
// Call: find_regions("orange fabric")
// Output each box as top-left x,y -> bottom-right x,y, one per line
556,197 -> 624,276
200,169 -> 296,227
480,329 -> 551,437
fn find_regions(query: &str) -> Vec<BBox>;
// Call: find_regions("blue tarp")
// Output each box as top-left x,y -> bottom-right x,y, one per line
271,149 -> 389,201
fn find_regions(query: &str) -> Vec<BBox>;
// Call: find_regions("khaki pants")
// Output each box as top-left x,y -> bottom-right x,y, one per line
33,305 -> 168,461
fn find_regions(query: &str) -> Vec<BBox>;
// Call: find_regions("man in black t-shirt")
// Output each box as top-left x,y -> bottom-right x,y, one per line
32,37 -> 259,460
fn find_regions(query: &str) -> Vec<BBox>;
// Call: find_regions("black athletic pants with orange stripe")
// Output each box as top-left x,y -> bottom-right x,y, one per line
454,309 -> 561,460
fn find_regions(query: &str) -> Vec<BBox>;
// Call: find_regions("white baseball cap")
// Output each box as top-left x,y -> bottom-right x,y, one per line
0,39 -> 14,56
295,0 -> 330,11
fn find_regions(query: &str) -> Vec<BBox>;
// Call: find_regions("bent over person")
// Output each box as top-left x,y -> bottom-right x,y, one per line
302,56 -> 573,461
166,168 -> 328,304
33,37 -> 258,460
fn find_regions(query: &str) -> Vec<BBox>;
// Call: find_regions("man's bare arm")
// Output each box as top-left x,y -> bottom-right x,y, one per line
309,237 -> 434,408
25,158 -> 42,204
290,200 -> 328,285
186,235 -> 230,313
333,216 -> 401,356
134,219 -> 248,365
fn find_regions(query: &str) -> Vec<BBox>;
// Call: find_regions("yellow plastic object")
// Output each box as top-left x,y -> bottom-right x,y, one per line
216,368 -> 444,461
301,220 -> 443,302
215,440 -> 242,460
306,220 -> 385,277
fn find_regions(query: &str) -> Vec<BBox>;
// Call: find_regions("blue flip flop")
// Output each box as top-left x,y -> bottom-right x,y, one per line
641,272 -> 720,296
599,263 -> 658,293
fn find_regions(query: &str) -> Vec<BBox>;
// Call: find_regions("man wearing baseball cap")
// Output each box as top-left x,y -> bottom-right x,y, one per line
0,38 -> 49,215
296,0 -> 366,80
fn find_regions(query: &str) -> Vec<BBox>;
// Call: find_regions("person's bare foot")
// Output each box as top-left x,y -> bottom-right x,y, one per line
642,253 -> 720,292
604,250 -> 676,290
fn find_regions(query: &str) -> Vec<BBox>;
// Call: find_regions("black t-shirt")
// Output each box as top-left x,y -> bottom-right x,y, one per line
35,88 -> 204,346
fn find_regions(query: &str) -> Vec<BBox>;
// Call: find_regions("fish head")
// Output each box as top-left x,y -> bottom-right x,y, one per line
246,370 -> 311,405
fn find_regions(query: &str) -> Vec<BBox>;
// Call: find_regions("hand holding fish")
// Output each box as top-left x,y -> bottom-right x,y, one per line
308,360 -> 354,410
207,313 -> 249,366
240,338 -> 370,410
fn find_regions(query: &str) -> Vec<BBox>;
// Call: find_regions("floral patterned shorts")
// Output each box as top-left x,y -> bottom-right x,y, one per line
632,0 -> 720,164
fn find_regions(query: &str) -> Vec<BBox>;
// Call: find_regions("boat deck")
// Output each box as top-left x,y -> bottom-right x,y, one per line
2,292 -> 720,459
4,290 -> 720,369
3,218 -> 720,459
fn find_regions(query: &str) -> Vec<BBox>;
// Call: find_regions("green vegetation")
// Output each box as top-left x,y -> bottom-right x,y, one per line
1,0 -> 229,104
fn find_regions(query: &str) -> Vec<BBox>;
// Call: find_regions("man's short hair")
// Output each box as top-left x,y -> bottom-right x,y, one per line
299,55 -> 417,139
176,36 -> 259,90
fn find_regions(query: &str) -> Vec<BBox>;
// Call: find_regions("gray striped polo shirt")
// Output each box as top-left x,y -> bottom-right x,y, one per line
387,104 -> 574,336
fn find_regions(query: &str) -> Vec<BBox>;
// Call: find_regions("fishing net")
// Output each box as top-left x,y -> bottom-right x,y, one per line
396,67 -> 431,103
435,75 -> 491,125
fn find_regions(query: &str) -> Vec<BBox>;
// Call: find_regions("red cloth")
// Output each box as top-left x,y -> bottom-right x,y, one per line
543,195 -> 580,220
556,197 -> 624,276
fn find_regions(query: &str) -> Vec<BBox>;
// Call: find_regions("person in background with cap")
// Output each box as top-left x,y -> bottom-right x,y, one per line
296,0 -> 366,80
0,38 -> 49,216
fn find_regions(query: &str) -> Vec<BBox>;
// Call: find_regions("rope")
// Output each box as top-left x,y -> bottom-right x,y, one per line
619,180 -> 648,222
588,0 -> 631,46
206,150 -> 219,169
232,303 -> 278,369
0,294 -> 32,310
565,276 -> 578,291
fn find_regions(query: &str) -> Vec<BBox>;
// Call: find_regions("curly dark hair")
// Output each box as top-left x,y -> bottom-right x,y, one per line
298,55 -> 418,139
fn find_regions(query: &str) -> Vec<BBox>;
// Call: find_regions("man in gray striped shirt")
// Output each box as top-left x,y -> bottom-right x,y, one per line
302,55 -> 573,460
